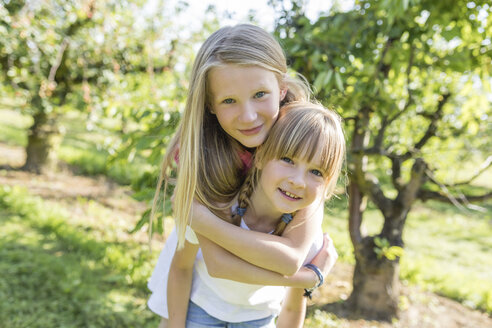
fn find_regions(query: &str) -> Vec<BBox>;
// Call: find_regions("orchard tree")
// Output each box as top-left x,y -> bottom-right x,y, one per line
0,0 -> 187,173
274,0 -> 491,320
1,0 -> 98,172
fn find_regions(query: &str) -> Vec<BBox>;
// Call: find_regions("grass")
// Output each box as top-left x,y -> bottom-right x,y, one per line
0,184 -> 160,328
401,202 -> 492,312
323,195 -> 492,314
0,109 -> 32,146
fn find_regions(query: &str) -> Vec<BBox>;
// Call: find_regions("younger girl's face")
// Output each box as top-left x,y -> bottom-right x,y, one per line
208,64 -> 286,148
256,152 -> 326,215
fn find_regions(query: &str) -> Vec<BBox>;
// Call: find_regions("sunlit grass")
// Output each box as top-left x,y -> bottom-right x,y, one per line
323,195 -> 492,313
0,184 -> 160,327
401,202 -> 492,312
0,109 -> 31,146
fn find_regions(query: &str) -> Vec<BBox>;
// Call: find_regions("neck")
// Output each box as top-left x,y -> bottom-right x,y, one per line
243,185 -> 283,233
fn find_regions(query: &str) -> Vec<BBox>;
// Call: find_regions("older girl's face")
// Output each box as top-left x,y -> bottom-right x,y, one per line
208,64 -> 286,148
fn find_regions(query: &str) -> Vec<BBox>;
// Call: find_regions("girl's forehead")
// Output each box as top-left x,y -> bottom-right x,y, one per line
294,147 -> 324,168
208,65 -> 280,97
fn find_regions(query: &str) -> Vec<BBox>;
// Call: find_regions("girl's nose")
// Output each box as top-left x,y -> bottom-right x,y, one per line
288,171 -> 306,189
239,103 -> 257,123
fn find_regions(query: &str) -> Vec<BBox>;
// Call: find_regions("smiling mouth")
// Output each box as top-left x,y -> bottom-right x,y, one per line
279,188 -> 301,200
239,125 -> 262,136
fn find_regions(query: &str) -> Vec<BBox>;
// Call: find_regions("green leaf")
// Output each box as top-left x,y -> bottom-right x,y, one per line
403,0 -> 409,11
335,71 -> 344,92
313,71 -> 327,92
324,69 -> 333,86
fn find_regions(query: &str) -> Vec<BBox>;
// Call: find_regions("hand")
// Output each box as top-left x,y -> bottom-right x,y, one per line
310,233 -> 338,278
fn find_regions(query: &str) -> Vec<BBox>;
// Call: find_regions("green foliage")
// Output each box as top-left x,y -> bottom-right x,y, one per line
275,5 -> 492,313
1,0 -> 219,173
276,0 -> 491,155
373,236 -> 404,260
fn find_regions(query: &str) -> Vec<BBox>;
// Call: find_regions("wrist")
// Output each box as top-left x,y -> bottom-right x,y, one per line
304,263 -> 324,288
303,264 -> 324,299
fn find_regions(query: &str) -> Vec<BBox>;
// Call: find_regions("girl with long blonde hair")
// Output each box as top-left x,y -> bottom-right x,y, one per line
147,25 -> 342,327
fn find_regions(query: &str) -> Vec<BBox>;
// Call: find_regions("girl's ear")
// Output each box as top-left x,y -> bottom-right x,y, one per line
323,184 -> 332,199
280,88 -> 287,101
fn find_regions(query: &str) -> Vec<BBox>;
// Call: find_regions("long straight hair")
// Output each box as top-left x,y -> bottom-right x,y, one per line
151,25 -> 312,248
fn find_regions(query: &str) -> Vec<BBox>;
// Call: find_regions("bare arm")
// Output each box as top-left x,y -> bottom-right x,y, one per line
276,288 -> 307,328
191,200 -> 324,275
276,235 -> 337,328
167,240 -> 199,328
196,234 -> 319,288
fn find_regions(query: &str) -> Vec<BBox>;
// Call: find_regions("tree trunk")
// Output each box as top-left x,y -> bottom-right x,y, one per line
349,236 -> 400,321
22,101 -> 61,174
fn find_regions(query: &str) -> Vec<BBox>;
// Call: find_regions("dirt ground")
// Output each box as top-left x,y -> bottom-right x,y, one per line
1,143 -> 491,328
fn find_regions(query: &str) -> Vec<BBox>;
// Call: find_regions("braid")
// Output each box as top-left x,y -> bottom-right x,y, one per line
272,221 -> 286,236
272,213 -> 294,236
231,169 -> 256,226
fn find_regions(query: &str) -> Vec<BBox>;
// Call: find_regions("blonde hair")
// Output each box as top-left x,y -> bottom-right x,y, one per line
151,24 -> 312,248
232,101 -> 346,235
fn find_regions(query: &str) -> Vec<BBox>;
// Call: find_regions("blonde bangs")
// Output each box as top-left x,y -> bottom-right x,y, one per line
256,102 -> 345,184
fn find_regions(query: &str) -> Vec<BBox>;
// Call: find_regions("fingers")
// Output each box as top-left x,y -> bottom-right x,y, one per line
323,233 -> 338,261
323,233 -> 333,245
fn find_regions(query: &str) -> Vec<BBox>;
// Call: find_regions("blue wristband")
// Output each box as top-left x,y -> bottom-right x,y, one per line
304,263 -> 324,288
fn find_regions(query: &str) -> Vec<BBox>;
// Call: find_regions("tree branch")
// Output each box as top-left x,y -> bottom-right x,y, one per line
414,93 -> 450,150
445,155 -> 492,187
358,47 -> 416,162
418,189 -> 492,207
402,93 -> 451,160
48,38 -> 69,83
373,115 -> 388,152
420,168 -> 492,212
391,157 -> 403,191
363,174 -> 393,216
351,108 -> 392,216
397,158 -> 428,208
375,36 -> 397,79
348,107 -> 370,247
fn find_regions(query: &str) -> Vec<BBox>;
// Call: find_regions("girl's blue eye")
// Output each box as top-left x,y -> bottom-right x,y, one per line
310,169 -> 323,177
222,98 -> 235,104
254,91 -> 266,98
281,157 -> 294,164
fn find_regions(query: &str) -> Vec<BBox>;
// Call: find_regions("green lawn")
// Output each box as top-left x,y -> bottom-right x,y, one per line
0,185 -> 160,327
323,196 -> 492,313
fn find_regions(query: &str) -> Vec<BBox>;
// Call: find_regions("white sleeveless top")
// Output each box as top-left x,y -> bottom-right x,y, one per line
147,220 -> 323,322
